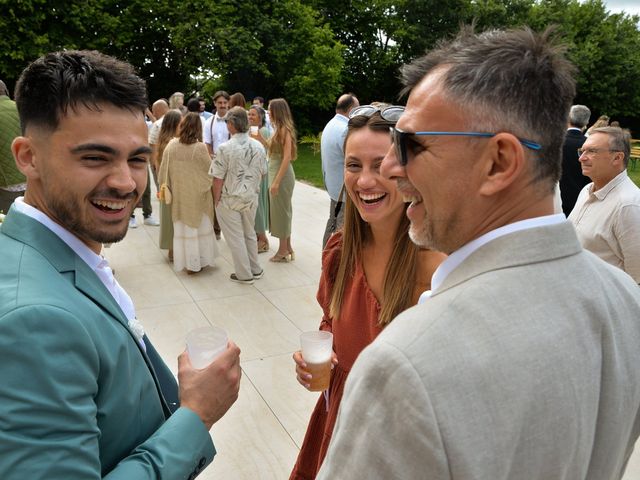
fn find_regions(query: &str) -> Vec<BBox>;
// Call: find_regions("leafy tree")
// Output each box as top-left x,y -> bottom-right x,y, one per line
468,0 -> 533,29
526,0 -> 640,120
0,0 -> 189,101
307,0 -> 470,104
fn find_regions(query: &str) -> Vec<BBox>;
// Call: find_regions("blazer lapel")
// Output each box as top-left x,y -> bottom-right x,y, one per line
2,210 -> 174,418
436,222 -> 582,295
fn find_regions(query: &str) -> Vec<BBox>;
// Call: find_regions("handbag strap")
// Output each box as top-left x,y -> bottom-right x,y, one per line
334,185 -> 345,218
159,142 -> 171,185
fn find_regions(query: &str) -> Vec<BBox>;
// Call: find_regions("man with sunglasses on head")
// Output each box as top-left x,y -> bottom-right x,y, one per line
317,27 -> 640,480
568,127 -> 640,283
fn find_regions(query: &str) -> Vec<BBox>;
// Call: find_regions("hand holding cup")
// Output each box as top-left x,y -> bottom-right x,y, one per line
178,340 -> 241,430
294,349 -> 338,390
298,331 -> 335,391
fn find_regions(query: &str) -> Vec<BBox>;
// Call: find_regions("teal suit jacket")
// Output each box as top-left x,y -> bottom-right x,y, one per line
0,209 -> 215,479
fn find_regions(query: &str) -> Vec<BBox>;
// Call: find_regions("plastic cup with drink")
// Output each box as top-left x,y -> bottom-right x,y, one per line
300,331 -> 334,391
186,326 -> 229,369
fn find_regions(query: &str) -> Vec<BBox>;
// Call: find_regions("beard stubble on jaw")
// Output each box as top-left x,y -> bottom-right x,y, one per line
48,189 -> 137,245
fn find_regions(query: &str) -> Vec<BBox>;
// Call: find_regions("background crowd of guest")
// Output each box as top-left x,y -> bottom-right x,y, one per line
122,90 -> 298,283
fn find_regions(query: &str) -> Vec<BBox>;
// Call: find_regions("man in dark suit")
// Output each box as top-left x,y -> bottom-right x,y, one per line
560,104 -> 591,216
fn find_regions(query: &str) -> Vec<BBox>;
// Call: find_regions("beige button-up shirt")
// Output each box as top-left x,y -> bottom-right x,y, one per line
569,170 -> 640,283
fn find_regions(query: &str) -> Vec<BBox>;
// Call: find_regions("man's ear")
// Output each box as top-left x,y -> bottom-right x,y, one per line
612,151 -> 626,169
11,136 -> 40,179
478,133 -> 525,196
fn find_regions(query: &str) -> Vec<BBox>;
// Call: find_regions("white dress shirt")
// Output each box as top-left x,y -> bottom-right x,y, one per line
203,113 -> 230,155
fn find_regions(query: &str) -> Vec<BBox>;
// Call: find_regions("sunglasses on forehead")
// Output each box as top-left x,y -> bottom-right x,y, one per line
385,105 -> 542,166
348,104 -> 404,123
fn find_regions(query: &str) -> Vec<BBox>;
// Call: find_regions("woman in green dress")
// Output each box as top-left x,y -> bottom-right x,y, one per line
248,104 -> 271,253
267,98 -> 297,262
155,109 -> 182,261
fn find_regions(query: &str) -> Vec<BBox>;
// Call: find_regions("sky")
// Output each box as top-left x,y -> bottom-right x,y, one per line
604,0 -> 640,17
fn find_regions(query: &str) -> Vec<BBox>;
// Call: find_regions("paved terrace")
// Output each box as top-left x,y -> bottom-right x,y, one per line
106,180 -> 640,479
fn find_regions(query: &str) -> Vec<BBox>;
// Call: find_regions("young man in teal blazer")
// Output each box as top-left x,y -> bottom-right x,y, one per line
0,50 -> 241,479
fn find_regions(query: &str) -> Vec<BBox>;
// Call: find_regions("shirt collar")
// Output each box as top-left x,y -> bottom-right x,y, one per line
420,214 -> 566,303
13,197 -> 103,270
590,170 -> 628,201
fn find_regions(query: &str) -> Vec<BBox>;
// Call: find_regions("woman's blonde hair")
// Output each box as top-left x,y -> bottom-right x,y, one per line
328,111 -> 419,327
267,98 -> 297,160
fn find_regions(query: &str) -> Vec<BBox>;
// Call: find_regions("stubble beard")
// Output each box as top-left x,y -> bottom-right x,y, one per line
48,190 -> 135,246
408,215 -> 435,250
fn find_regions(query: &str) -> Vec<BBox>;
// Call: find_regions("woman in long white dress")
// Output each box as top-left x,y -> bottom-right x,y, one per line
159,112 -> 218,273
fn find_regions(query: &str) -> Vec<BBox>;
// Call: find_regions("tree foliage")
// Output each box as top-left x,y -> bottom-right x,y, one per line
526,0 -> 640,117
1,0 -> 639,131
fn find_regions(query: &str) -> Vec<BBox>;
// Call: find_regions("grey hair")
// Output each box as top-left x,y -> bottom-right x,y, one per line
591,126 -> 631,168
400,26 -> 576,190
249,104 -> 266,127
226,106 -> 249,133
569,105 -> 591,129
0,80 -> 8,97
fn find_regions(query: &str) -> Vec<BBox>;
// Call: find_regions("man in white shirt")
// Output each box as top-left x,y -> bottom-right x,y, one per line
1,49 -> 241,479
204,90 -> 230,157
203,90 -> 230,239
568,126 -> 640,283
318,27 -> 640,480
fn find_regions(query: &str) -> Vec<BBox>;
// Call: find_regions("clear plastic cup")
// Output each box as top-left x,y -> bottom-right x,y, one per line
300,331 -> 333,391
186,326 -> 229,369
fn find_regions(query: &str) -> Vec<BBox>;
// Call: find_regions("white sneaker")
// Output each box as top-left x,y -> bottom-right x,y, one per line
129,217 -> 138,229
143,216 -> 160,226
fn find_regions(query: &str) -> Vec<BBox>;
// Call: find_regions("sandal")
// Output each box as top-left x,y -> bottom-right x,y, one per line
288,250 -> 295,261
269,253 -> 290,263
258,242 -> 270,253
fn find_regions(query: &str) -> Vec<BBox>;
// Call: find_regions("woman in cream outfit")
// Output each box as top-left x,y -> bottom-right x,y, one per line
159,113 -> 218,273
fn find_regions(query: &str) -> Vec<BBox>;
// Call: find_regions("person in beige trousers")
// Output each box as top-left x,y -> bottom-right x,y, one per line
211,107 -> 267,285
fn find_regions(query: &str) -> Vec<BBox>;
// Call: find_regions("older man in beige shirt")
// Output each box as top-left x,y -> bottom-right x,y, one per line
569,126 -> 640,283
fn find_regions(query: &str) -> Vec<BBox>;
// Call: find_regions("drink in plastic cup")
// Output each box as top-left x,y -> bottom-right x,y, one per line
250,125 -> 259,134
300,331 -> 333,391
186,326 -> 229,369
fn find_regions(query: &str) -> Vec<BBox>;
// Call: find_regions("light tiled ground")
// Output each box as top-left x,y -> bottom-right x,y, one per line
105,181 -> 325,479
106,180 -> 640,480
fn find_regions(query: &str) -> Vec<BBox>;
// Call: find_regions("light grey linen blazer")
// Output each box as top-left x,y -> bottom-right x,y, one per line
317,221 -> 640,480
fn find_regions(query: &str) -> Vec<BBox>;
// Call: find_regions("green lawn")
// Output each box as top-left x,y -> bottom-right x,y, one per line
293,143 -> 325,190
629,164 -> 640,187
